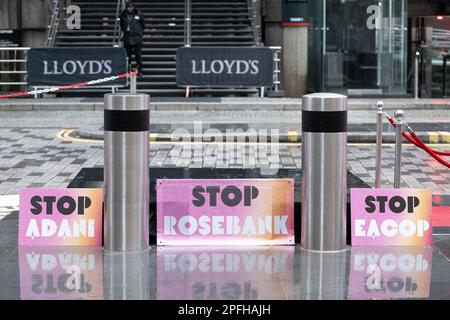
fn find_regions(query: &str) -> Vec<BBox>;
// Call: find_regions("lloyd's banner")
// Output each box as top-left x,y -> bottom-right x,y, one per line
157,179 -> 294,245
351,189 -> 432,246
19,189 -> 103,246
176,47 -> 274,87
27,48 -> 127,87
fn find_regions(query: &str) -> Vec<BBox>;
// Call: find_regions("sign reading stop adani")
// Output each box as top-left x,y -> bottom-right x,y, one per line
19,189 -> 103,246
157,179 -> 295,245
351,189 -> 432,246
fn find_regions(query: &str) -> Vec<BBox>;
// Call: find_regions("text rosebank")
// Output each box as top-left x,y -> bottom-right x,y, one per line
355,195 -> 430,238
164,186 -> 289,236
25,196 -> 95,238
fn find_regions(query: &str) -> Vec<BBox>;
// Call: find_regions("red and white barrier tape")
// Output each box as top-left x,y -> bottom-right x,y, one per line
0,71 -> 138,99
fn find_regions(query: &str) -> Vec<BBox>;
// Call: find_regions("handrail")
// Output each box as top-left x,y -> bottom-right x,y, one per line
45,0 -> 60,47
184,0 -> 192,47
113,0 -> 125,47
0,47 -> 30,88
247,0 -> 262,46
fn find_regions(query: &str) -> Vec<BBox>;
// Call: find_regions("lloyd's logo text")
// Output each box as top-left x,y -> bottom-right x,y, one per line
43,60 -> 113,75
19,189 -> 103,246
157,179 -> 294,245
351,189 -> 432,246
191,60 -> 259,75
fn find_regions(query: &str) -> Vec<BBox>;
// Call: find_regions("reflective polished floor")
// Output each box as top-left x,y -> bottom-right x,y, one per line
0,236 -> 449,300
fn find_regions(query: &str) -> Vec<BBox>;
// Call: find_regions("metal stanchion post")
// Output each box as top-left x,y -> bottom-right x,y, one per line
375,101 -> 384,188
414,51 -> 419,100
394,110 -> 404,189
301,93 -> 348,252
130,74 -> 137,94
104,93 -> 150,252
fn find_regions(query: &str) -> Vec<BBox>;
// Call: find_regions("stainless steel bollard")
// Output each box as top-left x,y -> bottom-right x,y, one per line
104,93 -> 150,252
103,251 -> 151,299
375,101 -> 384,188
301,93 -> 347,252
394,110 -> 404,189
297,248 -> 347,299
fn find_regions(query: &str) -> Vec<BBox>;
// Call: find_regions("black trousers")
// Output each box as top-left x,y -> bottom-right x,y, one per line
125,43 -> 143,71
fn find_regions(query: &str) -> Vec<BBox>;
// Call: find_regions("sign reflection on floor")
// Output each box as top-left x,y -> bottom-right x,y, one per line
348,246 -> 433,299
18,246 -> 103,300
157,246 -> 295,300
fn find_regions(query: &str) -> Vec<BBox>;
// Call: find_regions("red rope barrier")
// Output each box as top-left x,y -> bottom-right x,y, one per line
385,114 -> 450,168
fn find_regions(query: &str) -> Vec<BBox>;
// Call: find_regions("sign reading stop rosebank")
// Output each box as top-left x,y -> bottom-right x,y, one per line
350,189 -> 432,246
157,179 -> 294,245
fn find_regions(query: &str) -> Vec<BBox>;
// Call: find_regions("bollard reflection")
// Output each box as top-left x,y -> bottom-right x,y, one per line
348,246 -> 433,299
156,246 -> 295,300
18,246 -> 103,300
103,249 -> 153,300
292,247 -> 349,300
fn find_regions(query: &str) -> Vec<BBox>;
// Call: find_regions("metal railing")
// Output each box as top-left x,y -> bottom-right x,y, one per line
271,46 -> 281,93
184,0 -> 192,47
113,0 -> 126,46
248,0 -> 262,46
0,47 -> 30,89
45,0 -> 61,47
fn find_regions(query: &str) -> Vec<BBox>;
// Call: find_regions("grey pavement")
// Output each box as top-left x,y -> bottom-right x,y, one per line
0,127 -> 449,196
1,97 -> 450,111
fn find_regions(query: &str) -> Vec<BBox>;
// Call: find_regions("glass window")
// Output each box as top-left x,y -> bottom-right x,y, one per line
309,0 -> 407,96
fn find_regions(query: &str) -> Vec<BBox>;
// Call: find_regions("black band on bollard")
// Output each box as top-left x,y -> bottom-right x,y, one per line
104,110 -> 149,132
302,110 -> 347,133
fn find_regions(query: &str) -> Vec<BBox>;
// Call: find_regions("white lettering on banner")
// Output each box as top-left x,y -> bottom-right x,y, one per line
25,219 -> 95,239
191,60 -> 260,75
354,219 -> 430,239
163,215 -> 288,236
25,253 -> 96,271
163,252 -> 289,273
42,60 -> 113,76
353,253 -> 429,272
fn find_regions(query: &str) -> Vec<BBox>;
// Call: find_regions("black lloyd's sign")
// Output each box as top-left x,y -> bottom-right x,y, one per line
176,47 -> 274,87
27,48 -> 128,87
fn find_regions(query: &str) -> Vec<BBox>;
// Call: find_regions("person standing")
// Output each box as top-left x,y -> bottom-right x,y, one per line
120,1 -> 145,76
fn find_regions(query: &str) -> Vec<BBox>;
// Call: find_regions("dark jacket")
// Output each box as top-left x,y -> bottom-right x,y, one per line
120,8 -> 145,46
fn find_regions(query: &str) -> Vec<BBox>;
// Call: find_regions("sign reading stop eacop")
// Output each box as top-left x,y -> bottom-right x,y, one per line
350,189 -> 432,246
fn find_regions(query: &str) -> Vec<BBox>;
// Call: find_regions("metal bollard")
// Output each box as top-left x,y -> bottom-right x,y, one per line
104,93 -> 150,252
394,110 -> 404,188
414,51 -> 420,99
103,251 -> 151,299
297,248 -> 347,299
375,101 -> 384,188
301,93 -> 347,252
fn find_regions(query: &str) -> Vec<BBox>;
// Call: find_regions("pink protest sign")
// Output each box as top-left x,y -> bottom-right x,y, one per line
350,188 -> 432,246
19,246 -> 104,300
157,179 -> 295,245
348,246 -> 432,299
19,188 -> 103,246
156,246 -> 295,299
